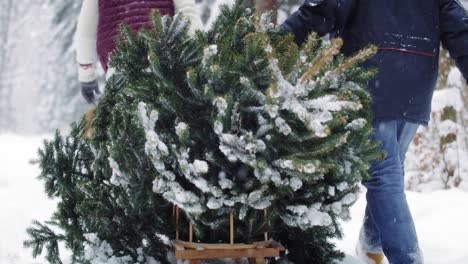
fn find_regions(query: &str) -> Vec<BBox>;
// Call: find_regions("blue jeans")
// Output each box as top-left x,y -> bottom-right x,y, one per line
361,120 -> 423,264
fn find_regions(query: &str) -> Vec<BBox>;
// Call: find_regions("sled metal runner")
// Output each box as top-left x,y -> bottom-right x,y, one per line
172,205 -> 285,264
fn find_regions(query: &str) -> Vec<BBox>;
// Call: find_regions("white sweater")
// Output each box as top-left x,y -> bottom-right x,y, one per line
76,0 -> 203,82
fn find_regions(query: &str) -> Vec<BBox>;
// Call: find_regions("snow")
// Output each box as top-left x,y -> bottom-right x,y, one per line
282,203 -> 333,229
202,45 -> 218,66
336,188 -> 468,264
431,87 -> 464,113
207,197 -> 224,209
345,118 -> 368,131
337,181 -> 349,192
405,66 -> 468,192
1,134 -> 468,264
218,171 -> 233,190
275,117 -> 292,135
84,233 -> 162,264
0,134 -> 56,263
304,95 -> 362,112
175,122 -> 188,138
109,157 -> 129,187
289,177 -> 303,191
192,159 -> 209,175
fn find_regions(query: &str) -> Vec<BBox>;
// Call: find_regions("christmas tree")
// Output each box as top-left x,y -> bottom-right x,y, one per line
25,2 -> 381,263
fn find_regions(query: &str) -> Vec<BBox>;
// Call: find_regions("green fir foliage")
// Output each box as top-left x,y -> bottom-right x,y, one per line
25,2 -> 381,263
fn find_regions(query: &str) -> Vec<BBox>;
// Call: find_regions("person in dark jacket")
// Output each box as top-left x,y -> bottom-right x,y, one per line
283,0 -> 468,263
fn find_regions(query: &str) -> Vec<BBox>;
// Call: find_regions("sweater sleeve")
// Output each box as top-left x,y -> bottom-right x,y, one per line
439,0 -> 468,84
76,0 -> 99,82
174,0 -> 204,35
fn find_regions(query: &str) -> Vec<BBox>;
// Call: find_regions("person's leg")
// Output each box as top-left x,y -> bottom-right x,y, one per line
397,120 -> 420,171
359,205 -> 383,254
358,120 -> 396,261
395,120 -> 423,262
363,120 -> 422,264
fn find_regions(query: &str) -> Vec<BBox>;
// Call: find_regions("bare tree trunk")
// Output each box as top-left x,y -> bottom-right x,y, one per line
255,0 -> 278,24
0,0 -> 14,131
0,0 -> 13,78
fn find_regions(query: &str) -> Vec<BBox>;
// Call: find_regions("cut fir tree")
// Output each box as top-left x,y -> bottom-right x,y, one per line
25,1 -> 382,264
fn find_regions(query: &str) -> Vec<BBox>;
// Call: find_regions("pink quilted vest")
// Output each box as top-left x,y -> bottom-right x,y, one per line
97,0 -> 175,71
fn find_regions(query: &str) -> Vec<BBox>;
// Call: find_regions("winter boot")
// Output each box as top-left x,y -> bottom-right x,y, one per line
366,253 -> 385,264
356,232 -> 386,264
356,225 -> 386,264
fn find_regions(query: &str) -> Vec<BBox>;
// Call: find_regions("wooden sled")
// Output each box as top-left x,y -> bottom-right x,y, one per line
172,206 -> 284,264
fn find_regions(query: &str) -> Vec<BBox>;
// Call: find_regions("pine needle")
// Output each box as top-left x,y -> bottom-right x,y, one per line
83,107 -> 95,139
331,45 -> 378,75
299,38 -> 343,84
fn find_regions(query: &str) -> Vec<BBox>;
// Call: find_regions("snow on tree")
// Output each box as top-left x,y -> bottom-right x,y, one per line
0,0 -> 16,132
0,0 -> 84,134
25,2 -> 381,263
0,0 -> 53,133
406,49 -> 468,191
406,88 -> 468,191
36,0 -> 90,132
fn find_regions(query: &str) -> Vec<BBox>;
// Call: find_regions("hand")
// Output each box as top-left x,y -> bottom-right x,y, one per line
81,80 -> 100,104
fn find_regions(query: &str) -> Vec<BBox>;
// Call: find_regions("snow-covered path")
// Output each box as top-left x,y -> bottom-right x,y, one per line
1,135 -> 467,264
336,188 -> 468,264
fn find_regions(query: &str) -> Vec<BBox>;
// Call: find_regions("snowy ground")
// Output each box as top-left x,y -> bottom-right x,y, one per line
1,135 -> 467,264
0,135 -> 56,264
335,189 -> 468,264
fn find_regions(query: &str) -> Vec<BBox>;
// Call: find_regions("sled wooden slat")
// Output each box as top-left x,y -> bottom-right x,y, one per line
254,240 -> 285,251
174,246 -> 281,259
173,240 -> 284,264
172,206 -> 283,264
249,258 -> 266,264
174,240 -> 257,250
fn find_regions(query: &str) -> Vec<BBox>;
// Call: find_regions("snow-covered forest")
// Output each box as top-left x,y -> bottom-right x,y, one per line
0,1 -> 467,263
0,0 -> 87,133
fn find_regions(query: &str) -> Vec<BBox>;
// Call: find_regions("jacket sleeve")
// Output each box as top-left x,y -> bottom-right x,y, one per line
76,0 -> 99,82
174,0 -> 204,35
439,0 -> 468,83
281,0 -> 356,45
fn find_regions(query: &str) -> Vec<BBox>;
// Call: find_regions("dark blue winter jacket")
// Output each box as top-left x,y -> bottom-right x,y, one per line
282,0 -> 468,125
